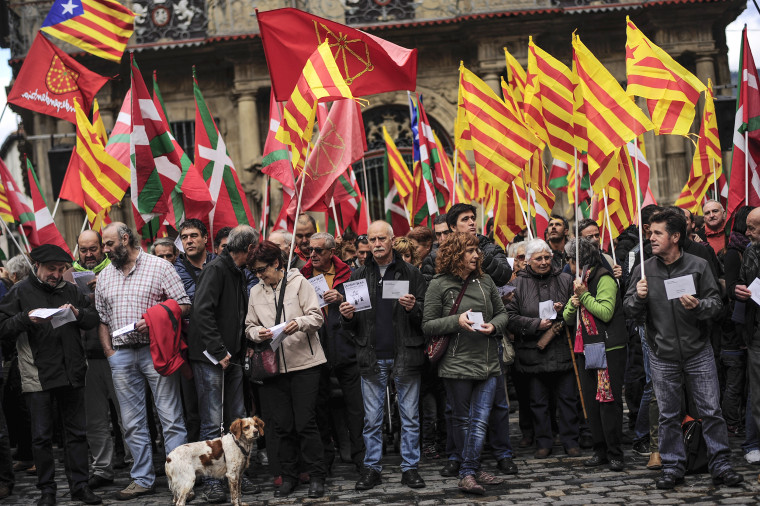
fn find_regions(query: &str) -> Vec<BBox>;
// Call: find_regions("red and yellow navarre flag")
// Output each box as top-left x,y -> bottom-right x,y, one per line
523,38 -> 576,165
456,63 -> 539,192
41,0 -> 134,62
572,33 -> 654,178
275,42 -> 354,175
675,80 -> 722,212
625,17 -> 706,135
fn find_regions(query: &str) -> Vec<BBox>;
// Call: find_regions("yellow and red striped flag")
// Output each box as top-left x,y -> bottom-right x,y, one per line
675,80 -> 722,212
0,182 -> 12,224
524,38 -> 576,165
276,42 -> 354,174
492,180 -> 528,248
456,148 -> 478,202
572,33 -> 654,178
457,63 -> 539,192
504,47 -> 528,112
59,98 -> 130,229
626,17 -> 706,135
41,0 -> 135,62
383,126 -> 414,199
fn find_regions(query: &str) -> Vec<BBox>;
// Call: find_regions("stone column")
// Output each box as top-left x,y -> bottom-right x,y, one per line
234,90 -> 260,179
695,51 -> 717,88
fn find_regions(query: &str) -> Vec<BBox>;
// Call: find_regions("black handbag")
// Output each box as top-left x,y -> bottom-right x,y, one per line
245,276 -> 288,382
425,274 -> 472,364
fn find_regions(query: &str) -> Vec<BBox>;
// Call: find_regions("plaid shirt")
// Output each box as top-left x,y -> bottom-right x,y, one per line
95,250 -> 190,346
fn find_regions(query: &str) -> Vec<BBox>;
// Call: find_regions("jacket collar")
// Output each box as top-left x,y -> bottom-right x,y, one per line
30,272 -> 67,293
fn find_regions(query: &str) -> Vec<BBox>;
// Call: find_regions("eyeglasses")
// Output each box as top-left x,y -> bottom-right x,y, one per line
515,254 -> 525,261
310,247 -> 327,255
251,264 -> 272,275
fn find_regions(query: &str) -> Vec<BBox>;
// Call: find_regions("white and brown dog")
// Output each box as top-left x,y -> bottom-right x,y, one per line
165,416 -> 264,506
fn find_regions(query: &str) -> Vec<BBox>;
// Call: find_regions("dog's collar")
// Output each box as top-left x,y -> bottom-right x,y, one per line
230,433 -> 251,458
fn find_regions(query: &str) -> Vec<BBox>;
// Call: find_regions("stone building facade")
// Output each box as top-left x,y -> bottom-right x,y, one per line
2,0 -> 746,247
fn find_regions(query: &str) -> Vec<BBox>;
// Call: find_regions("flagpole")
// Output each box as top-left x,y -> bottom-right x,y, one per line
602,189 -> 617,267
452,149 -> 458,208
711,159 -> 718,201
330,198 -> 341,237
261,175 -> 269,240
0,103 -> 8,126
360,157 -> 372,227
287,148 -> 310,273
0,218 -> 33,268
746,130 -> 749,205
401,198 -> 412,227
16,222 -> 31,254
72,215 -> 88,258
521,168 -> 534,239
633,137 -> 645,280
574,148 -> 580,280
51,197 -> 61,219
512,181 -> 533,240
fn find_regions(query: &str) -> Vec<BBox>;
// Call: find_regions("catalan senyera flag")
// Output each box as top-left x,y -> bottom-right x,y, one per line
456,63 -> 539,192
457,149 -> 478,202
625,17 -> 706,135
41,0 -> 134,62
504,47 -> 528,112
523,38 -> 576,165
676,80 -> 722,212
525,150 -> 555,238
383,126 -> 413,199
572,33 -> 654,178
60,98 -> 129,229
492,181 -> 527,248
0,182 -> 12,224
275,42 -> 354,175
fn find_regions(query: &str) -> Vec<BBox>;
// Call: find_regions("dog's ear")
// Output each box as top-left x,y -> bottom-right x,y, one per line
230,419 -> 243,439
253,416 -> 265,437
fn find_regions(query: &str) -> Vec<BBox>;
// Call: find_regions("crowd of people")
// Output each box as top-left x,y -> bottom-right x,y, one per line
0,199 -> 757,504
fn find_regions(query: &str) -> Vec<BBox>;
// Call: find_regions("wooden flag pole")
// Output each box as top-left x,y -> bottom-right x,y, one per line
633,137 -> 645,279
330,198 -> 342,237
0,218 -> 33,269
602,189 -> 618,267
286,145 -> 311,272
512,181 -> 533,240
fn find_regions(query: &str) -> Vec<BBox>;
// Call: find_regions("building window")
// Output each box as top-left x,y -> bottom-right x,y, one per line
345,0 -> 416,25
170,120 -> 195,162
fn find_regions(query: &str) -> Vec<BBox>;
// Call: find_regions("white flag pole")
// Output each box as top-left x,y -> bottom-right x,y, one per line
0,218 -> 33,269
286,144 -> 311,272
574,148 -> 580,280
602,189 -> 617,267
330,198 -> 341,237
512,181 -> 533,240
633,137 -> 645,279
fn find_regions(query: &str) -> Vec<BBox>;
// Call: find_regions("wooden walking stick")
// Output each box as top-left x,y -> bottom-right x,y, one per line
566,325 -> 588,422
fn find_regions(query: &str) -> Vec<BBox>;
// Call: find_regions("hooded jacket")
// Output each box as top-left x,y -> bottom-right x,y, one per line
0,274 -> 98,392
301,256 -> 356,368
422,272 -> 508,380
245,268 -> 326,373
624,251 -> 722,361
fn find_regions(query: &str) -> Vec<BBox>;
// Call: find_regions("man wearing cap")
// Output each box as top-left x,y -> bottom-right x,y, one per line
0,244 -> 101,505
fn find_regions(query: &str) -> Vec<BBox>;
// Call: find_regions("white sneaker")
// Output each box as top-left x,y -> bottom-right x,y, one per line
745,449 -> 760,464
258,449 -> 269,466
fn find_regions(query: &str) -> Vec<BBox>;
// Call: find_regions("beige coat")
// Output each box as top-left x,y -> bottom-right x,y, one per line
245,268 -> 326,373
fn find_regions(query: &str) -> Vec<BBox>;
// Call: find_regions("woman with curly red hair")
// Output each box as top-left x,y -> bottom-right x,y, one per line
422,232 -> 508,495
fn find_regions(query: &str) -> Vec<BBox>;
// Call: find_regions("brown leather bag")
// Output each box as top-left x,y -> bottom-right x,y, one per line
425,274 -> 473,363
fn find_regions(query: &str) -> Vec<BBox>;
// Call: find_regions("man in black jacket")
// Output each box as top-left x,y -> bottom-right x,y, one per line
0,245 -> 101,505
339,221 -> 427,492
188,225 -> 259,502
445,204 -> 512,286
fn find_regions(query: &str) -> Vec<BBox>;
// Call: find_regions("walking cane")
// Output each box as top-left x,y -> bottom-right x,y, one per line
566,325 -> 588,423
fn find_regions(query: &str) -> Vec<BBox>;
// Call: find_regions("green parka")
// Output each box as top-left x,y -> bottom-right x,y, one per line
422,273 -> 508,380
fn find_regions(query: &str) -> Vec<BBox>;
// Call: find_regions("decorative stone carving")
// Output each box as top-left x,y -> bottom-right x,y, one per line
133,0 -> 207,44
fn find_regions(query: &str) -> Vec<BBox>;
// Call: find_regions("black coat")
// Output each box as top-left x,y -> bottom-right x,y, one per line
0,275 -> 98,391
478,234 -> 512,287
342,251 -> 426,377
188,251 -> 247,363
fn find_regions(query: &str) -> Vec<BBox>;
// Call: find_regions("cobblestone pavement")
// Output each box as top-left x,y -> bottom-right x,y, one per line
6,428 -> 760,505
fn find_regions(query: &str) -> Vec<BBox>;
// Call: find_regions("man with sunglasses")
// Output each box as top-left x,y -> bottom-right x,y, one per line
301,233 -> 365,473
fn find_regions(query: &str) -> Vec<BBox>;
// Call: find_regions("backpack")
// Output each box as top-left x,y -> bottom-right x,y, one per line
682,416 -> 708,474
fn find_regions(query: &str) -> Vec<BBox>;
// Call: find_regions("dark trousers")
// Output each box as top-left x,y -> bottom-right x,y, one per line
26,386 -> 88,494
420,365 -> 446,450
180,374 -> 200,443
624,330 -> 645,430
512,368 -> 533,439
4,358 -> 32,461
720,351 -> 746,428
0,380 -> 14,490
487,374 -> 513,460
577,347 -> 626,460
260,367 -> 325,482
316,363 -> 365,468
529,371 -> 579,450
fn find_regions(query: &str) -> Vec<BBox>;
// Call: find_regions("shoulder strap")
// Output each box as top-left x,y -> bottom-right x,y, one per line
181,257 -> 199,285
274,275 -> 288,324
448,273 -> 473,316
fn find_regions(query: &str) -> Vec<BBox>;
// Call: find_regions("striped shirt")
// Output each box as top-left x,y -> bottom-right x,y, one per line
95,250 -> 190,346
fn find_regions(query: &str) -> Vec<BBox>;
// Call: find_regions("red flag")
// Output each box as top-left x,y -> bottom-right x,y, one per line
7,34 -> 108,124
257,7 -> 417,101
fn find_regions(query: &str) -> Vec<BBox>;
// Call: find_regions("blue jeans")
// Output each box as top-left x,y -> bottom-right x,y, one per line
108,346 -> 187,488
444,377 -> 497,477
191,361 -> 245,442
360,359 -> 420,472
649,344 -> 732,478
487,374 -> 512,460
634,327 -> 653,441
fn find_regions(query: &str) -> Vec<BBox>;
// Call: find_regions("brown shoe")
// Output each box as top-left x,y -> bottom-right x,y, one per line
25,465 -> 37,476
114,481 -> 155,501
518,436 -> 534,448
474,470 -> 504,486
566,447 -> 582,457
647,452 -> 663,470
12,461 -> 33,473
535,448 -> 552,459
458,475 -> 485,495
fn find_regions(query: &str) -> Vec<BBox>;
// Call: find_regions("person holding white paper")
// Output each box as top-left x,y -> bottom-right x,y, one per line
339,221 -> 427,492
245,240 -> 326,499
422,232 -> 509,495
624,209 -> 740,490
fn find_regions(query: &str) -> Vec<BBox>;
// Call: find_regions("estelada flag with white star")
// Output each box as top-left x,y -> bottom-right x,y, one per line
7,33 -> 108,123
41,0 -> 134,62
193,67 -> 253,237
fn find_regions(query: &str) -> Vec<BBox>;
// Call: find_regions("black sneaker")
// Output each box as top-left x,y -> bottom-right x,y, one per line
439,460 -> 460,477
240,476 -> 260,495
202,479 -> 227,504
632,439 -> 651,456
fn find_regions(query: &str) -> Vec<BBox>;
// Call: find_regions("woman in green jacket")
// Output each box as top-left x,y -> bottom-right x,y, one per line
563,238 -> 628,472
422,232 -> 509,495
